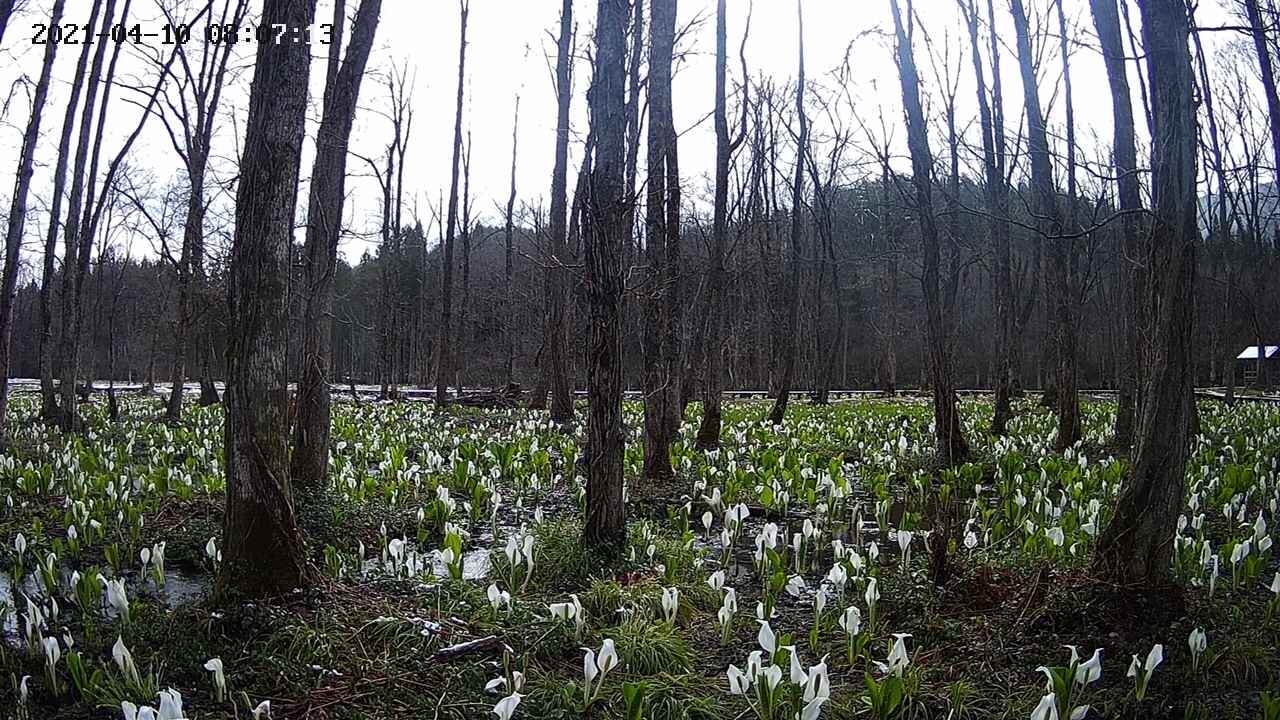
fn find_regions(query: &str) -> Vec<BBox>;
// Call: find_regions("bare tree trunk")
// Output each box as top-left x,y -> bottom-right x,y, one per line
1244,0 -> 1280,232
696,0 -> 741,448
1090,0 -> 1143,446
642,0 -> 680,482
961,0 -> 1012,434
504,97 -> 520,385
1093,0 -> 1198,585
0,0 -> 14,47
222,0 -> 317,597
1010,0 -> 1078,451
0,0 -> 65,439
457,133 -> 473,392
291,0 -> 381,490
1054,0 -> 1083,450
768,1 -> 806,426
435,0 -> 468,406
889,0 -> 969,466
57,0 -> 125,432
159,0 -> 248,425
582,0 -> 628,550
546,0 -> 574,423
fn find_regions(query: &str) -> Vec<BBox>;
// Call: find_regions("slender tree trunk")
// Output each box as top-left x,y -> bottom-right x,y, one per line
1244,0 -> 1280,229
582,0 -> 629,549
768,1 -> 807,426
1054,0 -> 1083,450
889,0 -> 969,466
457,134 -> 472,392
642,0 -> 680,482
546,0 -> 574,423
1010,0 -> 1078,451
0,0 -> 65,438
697,0 -> 735,449
291,0 -> 381,490
504,97 -> 520,385
1090,0 -> 1143,446
56,0 -> 122,431
223,0 -> 317,597
962,0 -> 1012,435
435,0 -> 468,406
1093,0 -> 1198,585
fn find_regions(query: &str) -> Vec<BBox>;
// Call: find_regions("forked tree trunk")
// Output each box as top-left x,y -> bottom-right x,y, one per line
223,0 -> 317,597
39,0 -> 100,422
291,0 -> 381,491
642,0 -> 680,482
1089,0 -> 1143,446
54,0 -> 117,430
582,0 -> 629,549
546,0 -> 575,424
768,0 -> 806,426
1093,0 -> 1198,585
435,0 -> 468,406
889,0 -> 969,467
0,0 -> 65,439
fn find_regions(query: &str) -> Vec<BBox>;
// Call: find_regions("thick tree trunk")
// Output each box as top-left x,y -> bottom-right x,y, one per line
0,0 -> 65,438
768,1 -> 806,426
582,0 -> 628,550
546,0 -> 575,424
1090,0 -> 1143,447
642,0 -> 680,482
889,0 -> 969,466
1093,0 -> 1197,585
435,1 -> 468,406
222,0 -> 317,597
291,0 -> 381,491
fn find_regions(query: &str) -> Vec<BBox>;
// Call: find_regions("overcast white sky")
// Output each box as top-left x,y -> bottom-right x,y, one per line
0,0 -> 1251,271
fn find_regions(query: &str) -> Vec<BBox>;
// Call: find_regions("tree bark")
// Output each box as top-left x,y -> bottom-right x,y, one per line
697,0 -> 732,447
1093,0 -> 1198,585
546,0 -> 575,424
642,0 -> 680,482
582,0 -> 629,550
222,0 -> 317,597
889,0 -> 969,466
291,0 -> 381,491
0,0 -> 65,438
